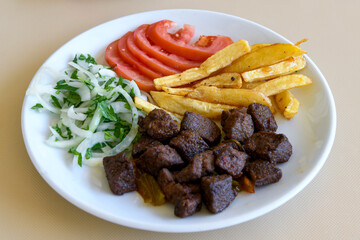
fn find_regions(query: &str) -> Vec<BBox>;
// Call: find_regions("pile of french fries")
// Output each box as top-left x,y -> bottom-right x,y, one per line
135,39 -> 312,120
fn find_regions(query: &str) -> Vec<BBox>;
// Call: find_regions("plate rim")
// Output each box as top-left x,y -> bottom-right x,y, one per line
21,9 -> 337,233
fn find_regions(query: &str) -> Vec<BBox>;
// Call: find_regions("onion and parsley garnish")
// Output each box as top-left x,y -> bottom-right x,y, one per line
27,54 -> 146,167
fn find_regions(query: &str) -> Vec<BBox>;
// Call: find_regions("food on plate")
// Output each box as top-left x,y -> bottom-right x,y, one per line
186,86 -> 274,112
27,54 -> 144,167
150,91 -> 235,119
193,73 -> 242,88
105,20 -> 234,92
117,101 -> 292,217
274,90 -> 300,119
252,74 -> 312,96
153,39 -> 250,89
147,20 -> 234,61
222,43 -> 306,73
162,87 -> 194,96
241,55 -> 306,82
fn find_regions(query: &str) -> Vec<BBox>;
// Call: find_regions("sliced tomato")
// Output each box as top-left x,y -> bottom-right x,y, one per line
147,20 -> 233,61
126,32 -> 180,76
168,23 -> 195,44
117,32 -> 162,79
105,40 -> 155,92
134,24 -> 202,71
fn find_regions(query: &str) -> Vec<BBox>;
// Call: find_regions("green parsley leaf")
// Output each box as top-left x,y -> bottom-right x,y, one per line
85,148 -> 92,159
99,101 -> 118,122
70,69 -> 79,79
54,81 -> 79,92
104,131 -> 116,140
104,77 -> 116,90
31,103 -> 43,110
51,95 -> 61,108
64,91 -> 81,105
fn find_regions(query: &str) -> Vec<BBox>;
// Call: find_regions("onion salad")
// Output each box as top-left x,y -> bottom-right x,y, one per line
27,54 -> 147,167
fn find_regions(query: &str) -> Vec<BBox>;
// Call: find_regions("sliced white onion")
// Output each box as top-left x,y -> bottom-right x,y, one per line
96,122 -> 116,131
110,101 -> 130,113
61,112 -> 93,138
99,68 -> 117,78
67,106 -> 87,121
46,135 -> 84,148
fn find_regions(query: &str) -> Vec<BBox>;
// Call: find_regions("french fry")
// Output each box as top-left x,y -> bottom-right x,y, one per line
241,56 -> 306,82
193,73 -> 242,88
134,96 -> 183,121
222,43 -> 306,73
274,90 -> 300,119
252,74 -> 312,96
250,43 -> 270,51
162,87 -> 194,96
150,91 -> 235,119
154,39 -> 250,89
186,86 -> 274,112
241,81 -> 264,89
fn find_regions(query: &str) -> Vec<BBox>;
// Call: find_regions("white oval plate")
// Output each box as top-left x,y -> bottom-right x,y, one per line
21,9 -> 336,232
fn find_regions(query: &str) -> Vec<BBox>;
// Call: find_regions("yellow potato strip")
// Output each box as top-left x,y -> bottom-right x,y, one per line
187,86 -> 274,112
252,74 -> 312,96
250,43 -> 270,51
162,87 -> 194,96
153,39 -> 250,89
134,96 -> 183,121
275,90 -> 300,119
150,91 -> 235,119
193,73 -> 242,88
222,43 -> 306,73
241,55 -> 306,82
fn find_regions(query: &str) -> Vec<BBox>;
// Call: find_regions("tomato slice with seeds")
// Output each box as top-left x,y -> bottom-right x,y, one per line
134,24 -> 202,71
147,20 -> 233,61
126,32 -> 180,76
117,32 -> 162,79
105,40 -> 155,92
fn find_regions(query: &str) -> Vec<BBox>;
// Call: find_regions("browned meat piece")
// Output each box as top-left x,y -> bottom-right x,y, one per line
162,182 -> 192,204
244,160 -> 282,186
175,154 -> 203,183
169,130 -> 209,162
181,111 -> 221,146
247,103 -> 277,132
244,131 -> 292,164
103,152 -> 136,195
198,150 -> 216,176
201,174 -> 237,214
221,108 -> 254,143
137,145 -> 184,176
215,145 -> 249,178
131,134 -> 162,158
212,140 -> 242,155
174,193 -> 202,218
138,109 -> 179,141
157,168 -> 175,190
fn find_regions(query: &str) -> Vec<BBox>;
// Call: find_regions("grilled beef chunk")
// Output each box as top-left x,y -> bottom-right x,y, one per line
215,145 -> 249,178
138,109 -> 179,141
137,145 -> 184,176
247,103 -> 277,132
221,109 -> 254,143
198,150 -> 216,176
181,111 -> 221,146
169,130 -> 209,162
213,140 -> 242,155
201,174 -> 237,213
174,193 -> 202,218
103,152 -> 136,195
132,135 -> 163,158
244,131 -> 292,164
244,160 -> 282,186
157,168 -> 175,190
175,154 -> 203,183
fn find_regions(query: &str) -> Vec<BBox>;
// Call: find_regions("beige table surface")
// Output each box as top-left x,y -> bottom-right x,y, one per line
1,0 -> 358,239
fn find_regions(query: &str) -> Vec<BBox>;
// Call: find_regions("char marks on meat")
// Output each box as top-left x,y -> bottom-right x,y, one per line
221,108 -> 254,143
244,160 -> 282,186
103,152 -> 137,195
169,130 -> 209,162
247,103 -> 277,132
138,109 -> 179,141
215,145 -> 248,178
181,111 -> 221,146
244,131 -> 292,164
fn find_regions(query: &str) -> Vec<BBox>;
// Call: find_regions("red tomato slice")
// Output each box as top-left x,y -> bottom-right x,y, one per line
134,24 -> 202,71
126,32 -> 180,76
105,40 -> 155,92
147,20 -> 233,61
118,32 -> 162,79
